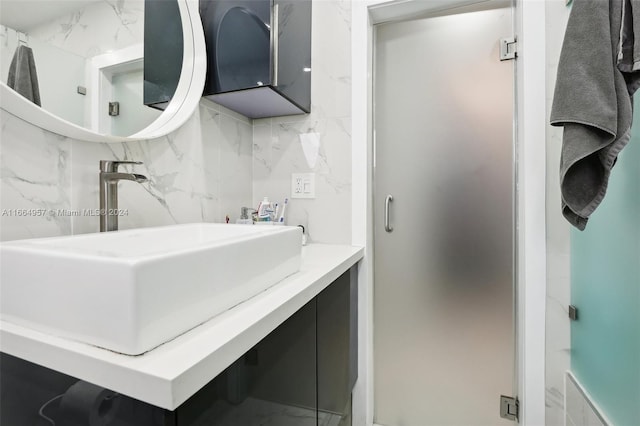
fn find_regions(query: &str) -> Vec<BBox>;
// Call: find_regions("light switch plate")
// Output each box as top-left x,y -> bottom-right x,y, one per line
291,173 -> 315,199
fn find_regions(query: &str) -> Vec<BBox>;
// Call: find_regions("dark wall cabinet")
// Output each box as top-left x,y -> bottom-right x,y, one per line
143,0 -> 184,111
0,269 -> 357,426
199,0 -> 311,118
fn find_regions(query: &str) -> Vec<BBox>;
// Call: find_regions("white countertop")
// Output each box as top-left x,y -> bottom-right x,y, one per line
0,243 -> 363,410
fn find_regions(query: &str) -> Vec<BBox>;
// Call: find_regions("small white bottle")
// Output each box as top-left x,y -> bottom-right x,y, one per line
257,197 -> 273,222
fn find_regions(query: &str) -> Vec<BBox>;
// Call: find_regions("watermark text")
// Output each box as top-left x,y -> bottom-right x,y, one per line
1,208 -> 129,217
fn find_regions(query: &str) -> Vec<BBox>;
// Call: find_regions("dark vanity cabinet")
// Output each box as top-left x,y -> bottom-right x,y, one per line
143,0 -> 184,111
199,0 -> 311,118
175,268 -> 357,425
0,269 -> 357,426
0,354 -> 170,426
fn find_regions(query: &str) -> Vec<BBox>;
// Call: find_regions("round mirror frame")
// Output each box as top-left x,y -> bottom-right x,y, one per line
0,0 -> 206,143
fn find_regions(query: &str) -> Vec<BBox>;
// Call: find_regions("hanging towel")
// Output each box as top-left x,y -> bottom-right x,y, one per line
7,44 -> 41,107
550,0 -> 640,230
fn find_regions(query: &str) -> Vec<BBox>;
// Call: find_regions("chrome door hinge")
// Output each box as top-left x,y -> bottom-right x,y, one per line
500,395 -> 519,421
499,37 -> 517,61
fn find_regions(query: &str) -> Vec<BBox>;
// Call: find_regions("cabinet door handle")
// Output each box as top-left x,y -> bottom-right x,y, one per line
384,194 -> 393,233
272,4 -> 280,87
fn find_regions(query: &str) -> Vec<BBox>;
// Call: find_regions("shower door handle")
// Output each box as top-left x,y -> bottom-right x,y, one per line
384,194 -> 393,232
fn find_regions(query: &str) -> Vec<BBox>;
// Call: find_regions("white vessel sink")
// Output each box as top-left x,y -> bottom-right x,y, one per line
0,223 -> 302,355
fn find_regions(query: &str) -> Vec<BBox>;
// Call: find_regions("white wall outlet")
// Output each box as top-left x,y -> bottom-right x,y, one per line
291,173 -> 315,199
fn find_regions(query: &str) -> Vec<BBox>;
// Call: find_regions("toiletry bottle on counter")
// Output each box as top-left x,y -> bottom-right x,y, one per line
236,207 -> 254,224
257,197 -> 274,222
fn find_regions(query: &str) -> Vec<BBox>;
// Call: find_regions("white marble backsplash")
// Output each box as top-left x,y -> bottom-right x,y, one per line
0,111 -> 72,240
1,101 -> 253,240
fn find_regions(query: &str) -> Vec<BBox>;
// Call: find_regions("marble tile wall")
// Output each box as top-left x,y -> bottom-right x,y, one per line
545,2 -> 571,425
565,373 -> 609,426
0,100 -> 253,241
0,110 -> 73,240
253,0 -> 352,245
28,0 -> 145,59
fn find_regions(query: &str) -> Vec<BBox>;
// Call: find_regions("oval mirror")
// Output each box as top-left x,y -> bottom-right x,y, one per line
0,0 -> 205,143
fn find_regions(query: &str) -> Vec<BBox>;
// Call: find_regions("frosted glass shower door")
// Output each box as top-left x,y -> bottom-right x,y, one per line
373,6 -> 515,425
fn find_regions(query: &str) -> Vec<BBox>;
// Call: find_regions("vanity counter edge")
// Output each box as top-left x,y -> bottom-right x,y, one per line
0,243 -> 364,410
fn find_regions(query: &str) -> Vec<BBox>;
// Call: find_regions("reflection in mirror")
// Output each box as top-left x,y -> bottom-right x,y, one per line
0,0 -> 182,138
144,0 -> 183,111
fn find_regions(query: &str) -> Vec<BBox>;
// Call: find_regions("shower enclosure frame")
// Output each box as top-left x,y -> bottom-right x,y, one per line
350,0 -> 547,425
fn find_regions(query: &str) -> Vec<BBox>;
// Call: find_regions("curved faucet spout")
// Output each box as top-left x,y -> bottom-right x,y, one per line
102,172 -> 148,184
99,161 -> 148,232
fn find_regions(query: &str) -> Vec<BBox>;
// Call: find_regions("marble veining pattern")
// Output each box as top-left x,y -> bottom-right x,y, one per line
0,101 -> 253,240
0,111 -> 72,240
219,105 -> 254,221
565,373 -> 609,426
70,101 -> 252,234
28,0 -> 144,59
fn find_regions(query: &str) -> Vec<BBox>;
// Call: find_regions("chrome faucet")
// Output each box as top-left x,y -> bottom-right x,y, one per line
99,160 -> 148,232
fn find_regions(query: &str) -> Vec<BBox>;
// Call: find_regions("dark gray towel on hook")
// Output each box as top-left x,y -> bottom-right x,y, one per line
550,0 -> 640,230
7,44 -> 41,107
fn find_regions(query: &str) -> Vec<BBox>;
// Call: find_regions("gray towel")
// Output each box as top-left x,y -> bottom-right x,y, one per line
7,45 -> 41,107
550,0 -> 640,230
